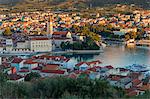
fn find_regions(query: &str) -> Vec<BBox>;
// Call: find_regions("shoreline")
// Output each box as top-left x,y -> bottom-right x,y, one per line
0,49 -> 103,56
51,50 -> 103,54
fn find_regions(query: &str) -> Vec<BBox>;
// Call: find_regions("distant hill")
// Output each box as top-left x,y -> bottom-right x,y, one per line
0,0 -> 21,4
0,0 -> 149,9
88,0 -> 150,9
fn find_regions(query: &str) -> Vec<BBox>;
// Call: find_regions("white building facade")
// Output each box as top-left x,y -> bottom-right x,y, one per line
30,37 -> 52,52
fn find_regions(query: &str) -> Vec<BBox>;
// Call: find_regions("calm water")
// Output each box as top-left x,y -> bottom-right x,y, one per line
54,46 -> 150,68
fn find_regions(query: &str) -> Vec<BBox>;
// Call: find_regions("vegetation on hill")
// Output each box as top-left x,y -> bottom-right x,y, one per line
0,72 -> 125,98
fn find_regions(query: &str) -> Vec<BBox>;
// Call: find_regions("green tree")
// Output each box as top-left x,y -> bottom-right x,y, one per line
0,72 -> 8,83
24,72 -> 41,81
125,33 -> 130,41
3,27 -> 12,36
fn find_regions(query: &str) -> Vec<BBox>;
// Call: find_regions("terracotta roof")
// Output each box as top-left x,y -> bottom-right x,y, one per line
75,60 -> 102,67
12,58 -> 23,63
74,70 -> 82,74
144,28 -> 150,31
41,70 -> 65,74
68,73 -> 77,79
125,88 -> 134,93
2,62 -> 11,68
132,79 -> 142,86
19,69 -> 29,73
127,91 -> 137,96
64,58 -> 70,62
24,59 -> 37,64
129,72 -> 142,79
105,65 -> 114,69
32,66 -> 42,70
75,62 -> 87,67
8,74 -> 23,80
137,84 -> 150,91
51,37 -> 71,40
43,64 -> 59,70
82,70 -> 90,75
31,37 -> 49,40
87,60 -> 102,65
53,31 -> 69,35
88,67 -> 96,72
108,75 -> 126,81
111,76 -> 121,81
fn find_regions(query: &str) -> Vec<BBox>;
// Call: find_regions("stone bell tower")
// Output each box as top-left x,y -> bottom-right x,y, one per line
47,14 -> 53,37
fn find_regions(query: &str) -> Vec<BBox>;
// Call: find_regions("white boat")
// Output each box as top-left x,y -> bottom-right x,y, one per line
125,64 -> 149,72
101,42 -> 107,48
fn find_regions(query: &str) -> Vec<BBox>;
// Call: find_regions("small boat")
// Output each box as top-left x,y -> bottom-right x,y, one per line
125,64 -> 149,72
101,42 -> 107,48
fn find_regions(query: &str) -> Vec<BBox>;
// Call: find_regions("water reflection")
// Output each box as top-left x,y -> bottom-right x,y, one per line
53,46 -> 150,68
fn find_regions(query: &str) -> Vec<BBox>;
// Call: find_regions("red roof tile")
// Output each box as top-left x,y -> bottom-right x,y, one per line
32,66 -> 42,70
31,37 -> 49,40
8,74 -> 23,80
75,62 -> 87,67
41,70 -> 65,74
43,64 -> 59,70
19,69 -> 29,73
12,58 -> 23,63
87,60 -> 102,65
24,59 -> 37,64
2,62 -> 11,68
137,84 -> 150,91
51,37 -> 71,40
127,91 -> 137,96
111,76 -> 121,81
53,31 -> 69,35
75,60 -> 102,67
88,67 -> 96,72
105,65 -> 114,69
132,79 -> 142,86
144,28 -> 150,31
74,70 -> 82,74
68,73 -> 77,79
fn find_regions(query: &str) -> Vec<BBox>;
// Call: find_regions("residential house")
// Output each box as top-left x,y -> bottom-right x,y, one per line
52,31 -> 73,49
11,58 -> 24,72
128,72 -> 144,80
75,62 -> 89,71
18,68 -> 30,76
8,74 -> 24,82
132,79 -> 143,87
35,55 -> 72,69
23,59 -> 38,71
144,28 -> 150,37
116,76 -> 132,89
52,31 -> 72,39
40,70 -> 67,77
